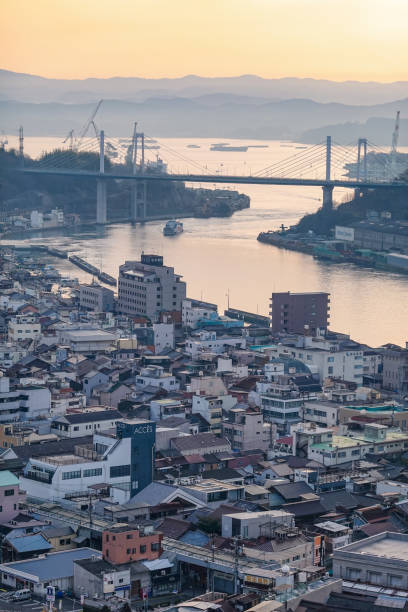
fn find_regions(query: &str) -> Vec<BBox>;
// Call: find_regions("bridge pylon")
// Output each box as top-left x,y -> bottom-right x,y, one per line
322,136 -> 333,212
96,130 -> 107,224
130,126 -> 147,221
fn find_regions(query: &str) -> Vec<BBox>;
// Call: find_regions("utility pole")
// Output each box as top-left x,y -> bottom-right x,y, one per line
233,536 -> 242,594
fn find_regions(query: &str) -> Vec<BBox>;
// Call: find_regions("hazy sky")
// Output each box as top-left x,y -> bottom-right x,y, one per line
1,0 -> 407,81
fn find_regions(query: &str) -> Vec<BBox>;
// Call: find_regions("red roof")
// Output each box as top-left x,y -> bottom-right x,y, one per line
276,436 -> 293,445
184,454 -> 205,464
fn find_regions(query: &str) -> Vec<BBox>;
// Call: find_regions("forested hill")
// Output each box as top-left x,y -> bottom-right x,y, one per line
295,168 -> 408,235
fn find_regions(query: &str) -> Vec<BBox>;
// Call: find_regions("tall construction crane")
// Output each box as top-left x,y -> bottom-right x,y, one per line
76,99 -> 103,144
390,110 -> 400,177
391,110 -> 400,153
63,129 -> 75,150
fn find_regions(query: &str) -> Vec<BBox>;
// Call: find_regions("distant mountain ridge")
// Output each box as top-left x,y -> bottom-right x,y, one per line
1,95 -> 407,143
1,69 -> 407,105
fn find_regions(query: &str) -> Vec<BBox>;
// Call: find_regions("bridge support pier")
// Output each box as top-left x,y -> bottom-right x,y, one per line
322,185 -> 334,212
130,182 -> 147,222
96,179 -> 107,224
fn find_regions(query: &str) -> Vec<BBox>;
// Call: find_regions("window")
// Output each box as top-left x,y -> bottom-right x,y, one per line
151,542 -> 160,552
126,534 -> 133,540
83,468 -> 103,478
0,506 -> 3,513
140,545 -> 146,554
126,549 -> 131,554
62,471 -> 81,480
110,465 -> 130,478
367,571 -> 382,585
73,426 -> 79,431
4,489 -> 14,497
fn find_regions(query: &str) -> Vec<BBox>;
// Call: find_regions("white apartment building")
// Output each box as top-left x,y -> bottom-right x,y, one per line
117,254 -> 186,321
222,406 -> 273,451
51,410 -> 121,438
182,298 -> 218,329
0,343 -> 28,368
266,339 -> 364,385
153,323 -> 175,354
8,315 -> 41,343
150,399 -> 186,421
136,365 -> 179,392
0,376 -> 51,422
303,401 -> 339,427
79,284 -> 115,313
192,393 -> 236,434
260,393 -> 303,434
186,331 -> 246,358
306,423 -> 408,467
222,510 -> 295,539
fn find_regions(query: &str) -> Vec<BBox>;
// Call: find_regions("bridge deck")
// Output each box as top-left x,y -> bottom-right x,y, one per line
21,167 -> 407,190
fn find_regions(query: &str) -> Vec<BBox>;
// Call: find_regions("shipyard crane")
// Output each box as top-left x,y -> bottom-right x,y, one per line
63,129 -> 75,150
76,99 -> 103,145
390,110 -> 400,177
391,111 -> 400,153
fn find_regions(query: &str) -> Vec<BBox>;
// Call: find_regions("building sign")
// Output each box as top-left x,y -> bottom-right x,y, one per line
335,226 -> 355,241
46,586 -> 55,602
133,425 -> 153,434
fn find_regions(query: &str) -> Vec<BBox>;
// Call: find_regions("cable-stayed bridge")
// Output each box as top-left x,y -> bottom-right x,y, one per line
19,128 -> 407,224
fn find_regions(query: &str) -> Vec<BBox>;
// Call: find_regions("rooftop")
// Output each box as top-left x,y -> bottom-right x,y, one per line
336,532 -> 408,562
0,470 -> 20,488
0,548 -> 101,582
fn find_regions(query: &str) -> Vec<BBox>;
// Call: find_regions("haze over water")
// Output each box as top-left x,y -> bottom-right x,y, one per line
7,137 -> 408,348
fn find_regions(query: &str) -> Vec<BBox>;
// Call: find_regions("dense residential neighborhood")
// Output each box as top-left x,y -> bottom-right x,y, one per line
0,246 -> 407,611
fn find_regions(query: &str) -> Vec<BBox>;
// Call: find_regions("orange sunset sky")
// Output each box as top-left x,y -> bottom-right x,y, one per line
1,0 -> 407,81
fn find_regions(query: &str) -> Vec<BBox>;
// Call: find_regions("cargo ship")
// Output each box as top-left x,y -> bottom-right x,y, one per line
68,255 -> 99,275
210,143 -> 248,152
47,247 -> 68,259
98,271 -> 116,286
163,220 -> 183,236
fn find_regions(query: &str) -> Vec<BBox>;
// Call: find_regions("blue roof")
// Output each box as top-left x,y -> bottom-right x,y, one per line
7,534 -> 52,554
2,548 -> 101,582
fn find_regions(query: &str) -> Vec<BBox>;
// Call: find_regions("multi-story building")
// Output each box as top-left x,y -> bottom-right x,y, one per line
222,510 -> 294,539
260,393 -> 303,435
192,393 -> 236,434
0,376 -> 51,422
306,422 -> 408,467
79,283 -> 115,313
51,410 -> 122,438
180,479 -> 245,509
186,330 -> 246,358
20,418 -> 156,502
270,292 -> 330,335
117,254 -> 186,322
222,405 -> 273,451
266,337 -> 364,386
382,344 -> 408,393
102,524 -> 162,565
8,315 -> 41,343
136,365 -> 179,392
333,532 -> 408,588
182,298 -> 218,329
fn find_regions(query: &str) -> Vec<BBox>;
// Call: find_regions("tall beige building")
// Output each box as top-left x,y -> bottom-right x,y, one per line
117,254 -> 186,321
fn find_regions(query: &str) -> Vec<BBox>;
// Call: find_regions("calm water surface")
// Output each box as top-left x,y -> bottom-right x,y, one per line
5,137 -> 408,347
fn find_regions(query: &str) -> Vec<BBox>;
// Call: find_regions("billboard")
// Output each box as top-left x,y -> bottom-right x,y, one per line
335,226 -> 354,241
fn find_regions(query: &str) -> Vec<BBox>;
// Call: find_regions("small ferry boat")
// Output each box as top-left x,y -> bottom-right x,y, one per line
163,220 -> 183,236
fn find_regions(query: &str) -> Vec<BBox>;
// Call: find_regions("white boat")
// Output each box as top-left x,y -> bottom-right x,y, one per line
163,220 -> 183,236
